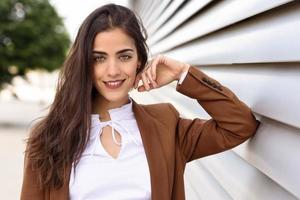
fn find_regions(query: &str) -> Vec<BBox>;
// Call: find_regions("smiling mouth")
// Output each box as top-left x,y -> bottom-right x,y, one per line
103,79 -> 125,89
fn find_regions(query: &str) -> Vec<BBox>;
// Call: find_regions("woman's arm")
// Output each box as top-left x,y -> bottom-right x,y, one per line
135,55 -> 260,162
170,66 -> 260,162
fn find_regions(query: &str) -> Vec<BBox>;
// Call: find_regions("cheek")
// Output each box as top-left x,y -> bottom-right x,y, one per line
92,67 -> 103,86
128,66 -> 138,79
93,65 -> 103,78
121,62 -> 138,77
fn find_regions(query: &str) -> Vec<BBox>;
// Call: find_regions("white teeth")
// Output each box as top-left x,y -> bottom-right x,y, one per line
104,80 -> 124,88
107,81 -> 121,86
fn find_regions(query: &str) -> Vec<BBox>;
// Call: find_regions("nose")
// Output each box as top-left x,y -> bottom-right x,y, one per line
106,59 -> 121,77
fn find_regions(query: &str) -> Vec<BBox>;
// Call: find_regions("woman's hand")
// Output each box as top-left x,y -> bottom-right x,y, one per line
134,55 -> 190,92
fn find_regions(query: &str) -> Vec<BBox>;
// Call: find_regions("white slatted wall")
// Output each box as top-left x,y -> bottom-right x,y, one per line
129,0 -> 300,199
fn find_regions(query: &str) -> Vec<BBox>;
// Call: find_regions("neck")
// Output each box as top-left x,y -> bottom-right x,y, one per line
92,95 -> 130,121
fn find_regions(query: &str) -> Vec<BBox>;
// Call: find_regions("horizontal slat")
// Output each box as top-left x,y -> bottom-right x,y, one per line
140,0 -> 160,26
143,0 -> 171,28
153,1 -> 299,62
184,161 -> 232,200
148,0 -> 212,45
139,0 -> 154,19
197,64 -> 300,129
183,179 -> 202,200
147,0 -> 185,35
234,117 -> 300,198
199,150 -> 298,199
150,0 -> 292,52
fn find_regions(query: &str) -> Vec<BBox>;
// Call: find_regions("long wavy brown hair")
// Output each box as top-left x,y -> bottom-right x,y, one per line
25,4 -> 148,190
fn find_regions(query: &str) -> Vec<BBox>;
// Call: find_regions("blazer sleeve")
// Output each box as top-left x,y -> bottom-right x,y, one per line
169,66 -> 260,163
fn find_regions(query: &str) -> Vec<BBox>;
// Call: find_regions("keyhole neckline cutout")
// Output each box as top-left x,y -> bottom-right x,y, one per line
99,125 -> 122,160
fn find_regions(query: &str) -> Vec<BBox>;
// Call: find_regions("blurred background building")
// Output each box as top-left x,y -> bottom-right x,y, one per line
0,0 -> 299,199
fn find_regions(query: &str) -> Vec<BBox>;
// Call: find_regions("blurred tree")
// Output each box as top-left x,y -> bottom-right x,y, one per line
0,0 -> 70,90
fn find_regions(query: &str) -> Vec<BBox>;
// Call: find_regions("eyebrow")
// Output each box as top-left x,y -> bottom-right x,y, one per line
92,48 -> 134,55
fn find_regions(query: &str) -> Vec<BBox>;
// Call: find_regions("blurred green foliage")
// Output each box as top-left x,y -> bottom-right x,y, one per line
0,0 -> 70,89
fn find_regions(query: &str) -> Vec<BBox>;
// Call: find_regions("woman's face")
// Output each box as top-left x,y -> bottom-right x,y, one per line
92,27 -> 140,105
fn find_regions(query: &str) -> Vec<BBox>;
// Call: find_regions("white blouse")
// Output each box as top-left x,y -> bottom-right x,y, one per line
69,99 -> 152,200
69,71 -> 188,200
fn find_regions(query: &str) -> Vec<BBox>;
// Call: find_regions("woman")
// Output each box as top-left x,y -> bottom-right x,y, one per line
21,3 -> 260,200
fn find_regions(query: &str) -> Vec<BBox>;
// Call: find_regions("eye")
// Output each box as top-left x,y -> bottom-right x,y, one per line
93,55 -> 105,63
119,55 -> 132,62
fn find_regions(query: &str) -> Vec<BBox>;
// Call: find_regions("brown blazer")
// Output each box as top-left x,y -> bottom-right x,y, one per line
21,66 -> 260,200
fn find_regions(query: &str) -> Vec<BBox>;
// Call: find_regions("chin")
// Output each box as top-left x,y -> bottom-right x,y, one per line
95,82 -> 132,104
101,93 -> 129,103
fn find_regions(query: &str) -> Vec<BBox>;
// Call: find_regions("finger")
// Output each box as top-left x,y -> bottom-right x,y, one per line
150,62 -> 157,81
138,85 -> 146,92
145,69 -> 157,88
141,73 -> 150,91
134,74 -> 141,89
147,59 -> 154,67
151,55 -> 162,80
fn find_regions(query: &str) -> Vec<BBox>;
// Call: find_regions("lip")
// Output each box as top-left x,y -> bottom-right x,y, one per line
103,79 -> 125,89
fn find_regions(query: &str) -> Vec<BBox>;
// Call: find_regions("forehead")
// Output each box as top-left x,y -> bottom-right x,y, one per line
93,28 -> 136,51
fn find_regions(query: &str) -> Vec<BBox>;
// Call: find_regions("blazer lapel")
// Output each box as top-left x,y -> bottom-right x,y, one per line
132,100 -> 170,200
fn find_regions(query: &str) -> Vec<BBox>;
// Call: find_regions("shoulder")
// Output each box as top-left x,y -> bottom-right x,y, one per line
138,102 -> 179,121
141,102 -> 170,110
